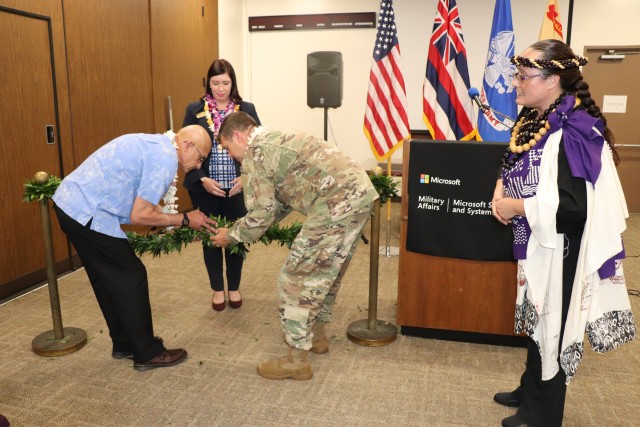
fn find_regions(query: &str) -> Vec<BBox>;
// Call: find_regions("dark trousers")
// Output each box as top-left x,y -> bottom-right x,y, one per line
516,233 -> 581,427
188,189 -> 246,292
516,338 -> 568,427
54,205 -> 165,363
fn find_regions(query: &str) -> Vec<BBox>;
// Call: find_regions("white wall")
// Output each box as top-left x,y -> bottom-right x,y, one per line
217,0 -> 247,94
219,0 -> 640,169
570,0 -> 640,54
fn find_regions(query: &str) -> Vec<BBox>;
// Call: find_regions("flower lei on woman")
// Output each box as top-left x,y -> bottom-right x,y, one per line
203,95 -> 240,153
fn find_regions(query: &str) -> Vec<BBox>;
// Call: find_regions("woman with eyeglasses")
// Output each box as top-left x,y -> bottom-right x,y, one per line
491,39 -> 635,427
183,59 -> 261,312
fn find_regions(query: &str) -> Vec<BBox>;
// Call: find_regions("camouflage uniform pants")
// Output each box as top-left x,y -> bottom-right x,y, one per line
278,207 -> 372,350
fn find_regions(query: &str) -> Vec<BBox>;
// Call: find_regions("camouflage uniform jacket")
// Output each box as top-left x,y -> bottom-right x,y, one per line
227,129 -> 379,244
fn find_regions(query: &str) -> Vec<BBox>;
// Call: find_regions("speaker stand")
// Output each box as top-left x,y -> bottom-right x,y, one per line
323,107 -> 328,141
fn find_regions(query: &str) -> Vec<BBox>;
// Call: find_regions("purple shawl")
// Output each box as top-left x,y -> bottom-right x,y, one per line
501,95 -> 624,278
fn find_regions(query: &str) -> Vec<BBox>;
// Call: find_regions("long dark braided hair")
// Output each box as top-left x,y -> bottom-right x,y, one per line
529,39 -> 620,165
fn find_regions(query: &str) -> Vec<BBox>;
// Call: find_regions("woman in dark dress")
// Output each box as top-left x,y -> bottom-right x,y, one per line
183,59 -> 261,311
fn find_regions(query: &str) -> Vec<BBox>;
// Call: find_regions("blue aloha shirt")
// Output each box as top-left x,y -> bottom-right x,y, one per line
52,133 -> 177,239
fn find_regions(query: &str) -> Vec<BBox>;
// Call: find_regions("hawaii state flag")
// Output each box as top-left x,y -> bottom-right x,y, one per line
423,0 -> 475,141
363,0 -> 410,161
539,0 -> 563,40
477,0 -> 517,142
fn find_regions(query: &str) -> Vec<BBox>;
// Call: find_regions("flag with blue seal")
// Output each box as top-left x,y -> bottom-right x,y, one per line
477,0 -> 517,142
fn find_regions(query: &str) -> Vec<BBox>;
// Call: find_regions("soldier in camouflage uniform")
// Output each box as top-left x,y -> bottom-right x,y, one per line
212,111 -> 379,380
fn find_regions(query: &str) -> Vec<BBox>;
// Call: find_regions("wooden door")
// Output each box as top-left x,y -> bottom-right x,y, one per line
582,46 -> 640,213
62,0 -> 155,236
0,7 -> 69,298
62,0 -> 155,163
151,0 -> 218,209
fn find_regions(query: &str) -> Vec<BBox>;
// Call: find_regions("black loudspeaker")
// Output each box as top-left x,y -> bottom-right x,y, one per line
307,51 -> 343,108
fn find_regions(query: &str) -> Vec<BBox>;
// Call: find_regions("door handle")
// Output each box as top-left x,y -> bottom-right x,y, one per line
46,125 -> 55,144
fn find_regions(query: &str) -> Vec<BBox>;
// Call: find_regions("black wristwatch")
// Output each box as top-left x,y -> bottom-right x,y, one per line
181,212 -> 190,227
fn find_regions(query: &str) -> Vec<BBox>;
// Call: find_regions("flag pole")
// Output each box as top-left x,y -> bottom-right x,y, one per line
567,0 -> 574,45
379,158 -> 399,257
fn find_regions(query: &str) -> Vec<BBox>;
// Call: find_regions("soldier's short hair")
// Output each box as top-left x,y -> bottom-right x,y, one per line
219,111 -> 257,141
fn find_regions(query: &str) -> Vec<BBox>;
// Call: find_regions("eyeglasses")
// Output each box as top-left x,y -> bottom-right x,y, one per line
192,143 -> 207,163
512,72 -> 544,82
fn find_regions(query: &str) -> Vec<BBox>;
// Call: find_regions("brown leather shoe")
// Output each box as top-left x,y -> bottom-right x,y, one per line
133,348 -> 188,371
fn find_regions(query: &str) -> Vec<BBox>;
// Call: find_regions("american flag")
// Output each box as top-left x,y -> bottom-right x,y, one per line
423,0 -> 476,141
363,0 -> 410,161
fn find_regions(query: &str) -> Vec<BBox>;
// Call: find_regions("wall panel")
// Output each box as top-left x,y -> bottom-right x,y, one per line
63,0 -> 154,164
150,0 -> 218,210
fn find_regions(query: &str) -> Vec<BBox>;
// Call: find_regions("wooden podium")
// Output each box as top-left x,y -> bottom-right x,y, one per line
397,139 -> 522,344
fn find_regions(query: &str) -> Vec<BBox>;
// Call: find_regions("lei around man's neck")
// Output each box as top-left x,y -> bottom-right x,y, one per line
247,126 -> 266,147
161,130 -> 179,217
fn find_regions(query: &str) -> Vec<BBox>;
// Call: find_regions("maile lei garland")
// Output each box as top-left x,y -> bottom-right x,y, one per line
23,174 -> 62,202
126,215 -> 303,258
23,167 -> 398,259
369,173 -> 397,205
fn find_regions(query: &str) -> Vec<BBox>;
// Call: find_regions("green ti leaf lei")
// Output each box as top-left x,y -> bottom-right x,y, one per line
369,173 -> 398,204
126,216 -> 303,259
23,175 -> 62,202
23,170 -> 397,257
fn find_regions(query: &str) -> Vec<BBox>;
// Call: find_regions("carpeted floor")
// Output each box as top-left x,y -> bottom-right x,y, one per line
1,206 -> 638,426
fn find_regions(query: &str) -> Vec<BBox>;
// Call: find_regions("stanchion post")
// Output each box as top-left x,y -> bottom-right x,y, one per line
347,195 -> 397,346
39,198 -> 64,340
367,198 -> 381,330
379,159 -> 399,257
30,171 -> 87,357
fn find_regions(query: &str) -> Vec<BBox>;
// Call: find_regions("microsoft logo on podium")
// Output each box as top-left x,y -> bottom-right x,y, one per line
419,173 -> 462,186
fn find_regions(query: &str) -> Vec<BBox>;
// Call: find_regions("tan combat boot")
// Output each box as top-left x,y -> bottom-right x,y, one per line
310,322 -> 329,354
257,348 -> 313,380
